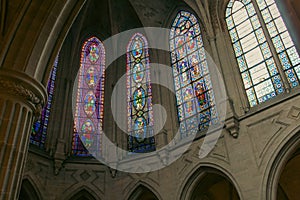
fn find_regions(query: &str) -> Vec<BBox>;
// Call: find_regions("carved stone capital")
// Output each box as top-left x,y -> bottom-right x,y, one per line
223,97 -> 240,138
207,35 -> 217,42
54,139 -> 66,175
225,116 -> 239,138
0,69 -> 47,118
109,167 -> 118,178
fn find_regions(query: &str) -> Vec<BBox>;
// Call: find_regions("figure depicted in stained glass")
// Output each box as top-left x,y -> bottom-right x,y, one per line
195,82 -> 206,107
170,11 -> 218,136
183,87 -> 194,117
132,39 -> 143,58
85,67 -> 97,88
127,33 -> 155,153
72,37 -> 105,156
133,63 -> 144,83
134,117 -> 146,142
190,55 -> 200,79
88,43 -> 99,63
81,120 -> 94,148
178,60 -> 188,73
199,111 -> 211,130
133,87 -> 145,111
176,37 -> 185,59
181,71 -> 189,85
186,31 -> 196,51
84,91 -> 96,117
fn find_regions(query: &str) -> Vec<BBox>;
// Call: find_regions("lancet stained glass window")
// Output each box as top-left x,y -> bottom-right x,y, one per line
170,11 -> 218,137
226,0 -> 300,107
127,33 -> 155,153
30,55 -> 59,148
72,37 -> 105,156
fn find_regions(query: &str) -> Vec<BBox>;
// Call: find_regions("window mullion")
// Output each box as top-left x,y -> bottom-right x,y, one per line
251,0 -> 291,92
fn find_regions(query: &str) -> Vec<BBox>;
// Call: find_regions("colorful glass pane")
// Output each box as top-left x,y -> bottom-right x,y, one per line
30,55 -> 59,148
84,91 -> 96,117
226,0 -> 284,107
170,11 -> 218,137
127,33 -> 155,153
72,36 -> 105,156
85,66 -> 98,88
132,63 -> 145,83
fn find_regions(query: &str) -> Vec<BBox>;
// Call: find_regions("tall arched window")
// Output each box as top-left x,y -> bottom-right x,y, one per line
72,37 -> 105,156
127,33 -> 155,153
30,55 -> 59,148
170,11 -> 218,137
226,0 -> 300,107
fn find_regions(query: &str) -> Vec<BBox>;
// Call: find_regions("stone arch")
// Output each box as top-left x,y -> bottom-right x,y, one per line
68,189 -> 98,200
180,165 -> 241,200
0,1 -> 86,84
217,0 -> 231,29
18,178 -> 42,200
61,184 -> 103,200
266,129 -> 300,200
32,1 -> 86,84
125,181 -> 162,200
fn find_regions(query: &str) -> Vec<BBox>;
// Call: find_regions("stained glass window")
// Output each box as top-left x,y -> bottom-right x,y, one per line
72,37 -> 105,156
127,33 -> 155,153
226,0 -> 300,107
30,55 -> 59,148
255,0 -> 300,88
170,11 -> 218,137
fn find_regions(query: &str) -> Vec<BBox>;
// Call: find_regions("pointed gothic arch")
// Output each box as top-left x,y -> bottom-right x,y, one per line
69,189 -> 97,200
266,130 -> 300,200
127,184 -> 160,200
62,185 -> 103,200
18,179 -> 42,200
180,167 -> 240,200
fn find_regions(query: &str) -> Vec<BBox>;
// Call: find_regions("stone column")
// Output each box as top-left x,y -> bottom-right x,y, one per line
0,69 -> 46,199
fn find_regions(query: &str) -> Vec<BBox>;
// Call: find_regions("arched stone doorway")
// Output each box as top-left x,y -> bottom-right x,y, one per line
69,189 -> 97,200
266,131 -> 300,200
128,185 -> 159,200
181,167 -> 240,200
277,146 -> 300,199
18,179 -> 40,200
190,173 -> 239,200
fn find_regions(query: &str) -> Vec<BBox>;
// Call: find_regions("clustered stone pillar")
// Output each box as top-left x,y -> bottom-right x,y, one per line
0,69 -> 46,199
